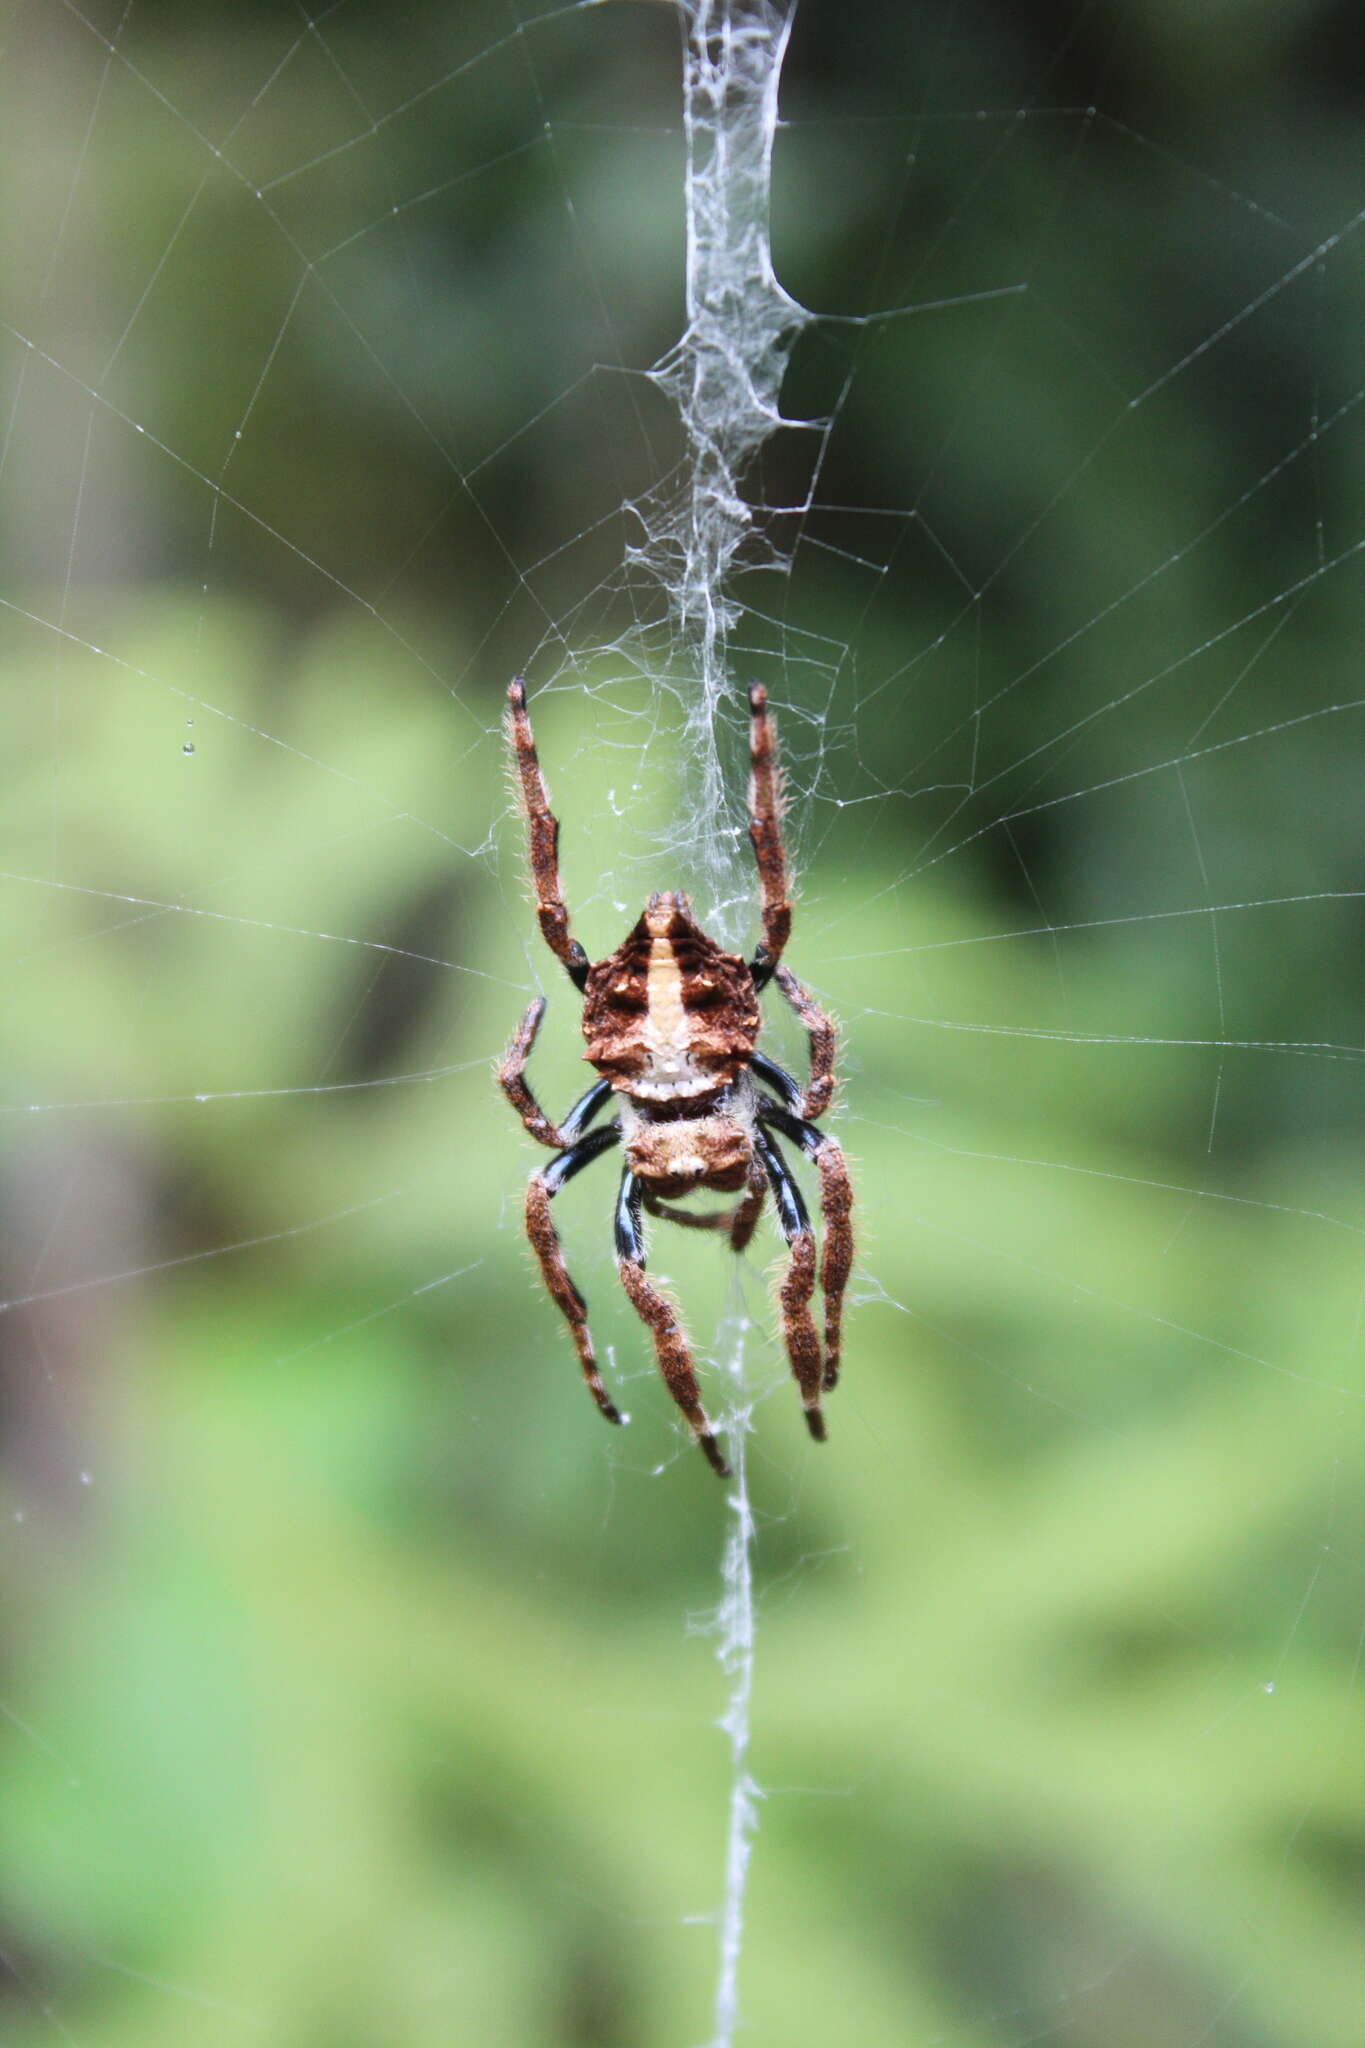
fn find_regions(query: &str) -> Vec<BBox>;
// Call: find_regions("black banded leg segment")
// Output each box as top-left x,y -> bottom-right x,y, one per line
525,1125 -> 623,1428
558,1077 -> 614,1145
542,1123 -> 619,1194
753,1127 -> 826,1441
614,1168 -> 645,1263
759,1103 -> 854,1390
750,1049 -> 803,1112
615,1170 -> 729,1479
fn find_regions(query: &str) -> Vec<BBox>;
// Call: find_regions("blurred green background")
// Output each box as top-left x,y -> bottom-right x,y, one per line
2,3 -> 1364,2044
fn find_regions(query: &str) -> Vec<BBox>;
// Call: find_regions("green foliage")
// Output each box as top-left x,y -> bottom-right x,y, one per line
1,594 -> 1361,2045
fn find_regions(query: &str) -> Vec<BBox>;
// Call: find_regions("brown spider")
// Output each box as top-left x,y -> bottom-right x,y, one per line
498,677 -> 853,1478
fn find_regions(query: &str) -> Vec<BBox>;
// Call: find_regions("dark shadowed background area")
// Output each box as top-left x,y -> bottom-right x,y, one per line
2,3 -> 1363,2044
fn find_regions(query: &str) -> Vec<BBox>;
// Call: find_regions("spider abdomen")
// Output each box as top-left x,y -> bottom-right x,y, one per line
623,1106 -> 752,1195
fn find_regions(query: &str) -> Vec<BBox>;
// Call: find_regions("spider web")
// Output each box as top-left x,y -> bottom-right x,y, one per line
2,3 -> 1364,2046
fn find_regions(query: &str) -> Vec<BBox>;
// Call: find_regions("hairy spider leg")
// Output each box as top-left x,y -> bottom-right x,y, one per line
715,1159 -> 766,1254
506,677 -> 590,990
499,995 -> 613,1149
759,1102 -> 854,1390
524,1125 -> 623,1426
614,1171 -> 730,1479
746,681 -> 792,988
771,965 -> 837,1120
728,1160 -> 768,1254
753,1126 -> 826,1440
751,993 -> 838,1132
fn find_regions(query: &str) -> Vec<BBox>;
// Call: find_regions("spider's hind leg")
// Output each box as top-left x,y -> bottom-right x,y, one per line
729,1160 -> 767,1255
642,1192 -> 736,1232
616,1171 -> 730,1479
640,1164 -> 765,1252
753,1128 -> 826,1442
525,1127 -> 623,1428
759,1103 -> 853,1390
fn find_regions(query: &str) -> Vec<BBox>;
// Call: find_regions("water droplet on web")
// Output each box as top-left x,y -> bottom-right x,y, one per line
182,741 -> 195,755
1262,1680 -> 1276,1695
78,1471 -> 91,1486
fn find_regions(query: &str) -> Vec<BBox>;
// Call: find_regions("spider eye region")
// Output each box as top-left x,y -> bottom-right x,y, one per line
643,890 -> 692,936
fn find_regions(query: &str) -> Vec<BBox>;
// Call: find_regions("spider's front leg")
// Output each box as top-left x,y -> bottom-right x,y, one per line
746,681 -> 792,986
615,1172 -> 730,1479
524,1126 -> 624,1428
506,677 -> 590,990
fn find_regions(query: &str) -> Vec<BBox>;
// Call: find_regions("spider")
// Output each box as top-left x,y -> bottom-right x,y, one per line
498,676 -> 853,1478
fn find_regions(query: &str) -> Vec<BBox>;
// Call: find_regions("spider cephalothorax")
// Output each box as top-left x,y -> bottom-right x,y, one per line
499,677 -> 853,1478
582,892 -> 759,1104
